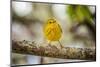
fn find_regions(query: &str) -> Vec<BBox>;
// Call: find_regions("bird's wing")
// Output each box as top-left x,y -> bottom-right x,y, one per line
45,27 -> 52,36
58,24 -> 62,33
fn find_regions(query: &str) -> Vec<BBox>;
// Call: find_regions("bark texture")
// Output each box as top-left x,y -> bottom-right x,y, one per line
12,40 -> 96,60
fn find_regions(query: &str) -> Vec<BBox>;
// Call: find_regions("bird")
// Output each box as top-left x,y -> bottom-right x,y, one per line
43,18 -> 63,48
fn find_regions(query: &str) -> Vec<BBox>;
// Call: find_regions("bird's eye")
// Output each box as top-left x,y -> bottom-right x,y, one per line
49,22 -> 52,23
48,19 -> 56,24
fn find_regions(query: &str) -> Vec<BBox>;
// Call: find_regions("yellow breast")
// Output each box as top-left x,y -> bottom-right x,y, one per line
44,23 -> 62,41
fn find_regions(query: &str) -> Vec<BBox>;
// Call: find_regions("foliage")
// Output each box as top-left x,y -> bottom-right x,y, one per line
67,5 -> 93,23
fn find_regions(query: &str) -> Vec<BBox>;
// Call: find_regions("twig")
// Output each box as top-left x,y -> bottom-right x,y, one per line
12,40 -> 96,60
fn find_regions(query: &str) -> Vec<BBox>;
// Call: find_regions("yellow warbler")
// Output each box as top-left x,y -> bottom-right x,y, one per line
43,18 -> 63,48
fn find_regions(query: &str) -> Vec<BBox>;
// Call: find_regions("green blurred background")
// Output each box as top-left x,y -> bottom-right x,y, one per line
11,1 -> 96,65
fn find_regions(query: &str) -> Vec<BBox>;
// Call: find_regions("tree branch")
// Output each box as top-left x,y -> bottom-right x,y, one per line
12,40 -> 96,60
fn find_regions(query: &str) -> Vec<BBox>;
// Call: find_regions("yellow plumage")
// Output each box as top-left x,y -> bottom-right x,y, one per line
43,18 -> 63,48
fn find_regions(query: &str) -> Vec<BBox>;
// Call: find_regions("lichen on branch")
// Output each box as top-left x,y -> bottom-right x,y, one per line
12,40 -> 96,60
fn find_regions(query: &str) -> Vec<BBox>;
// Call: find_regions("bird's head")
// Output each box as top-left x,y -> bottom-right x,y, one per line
47,18 -> 56,24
